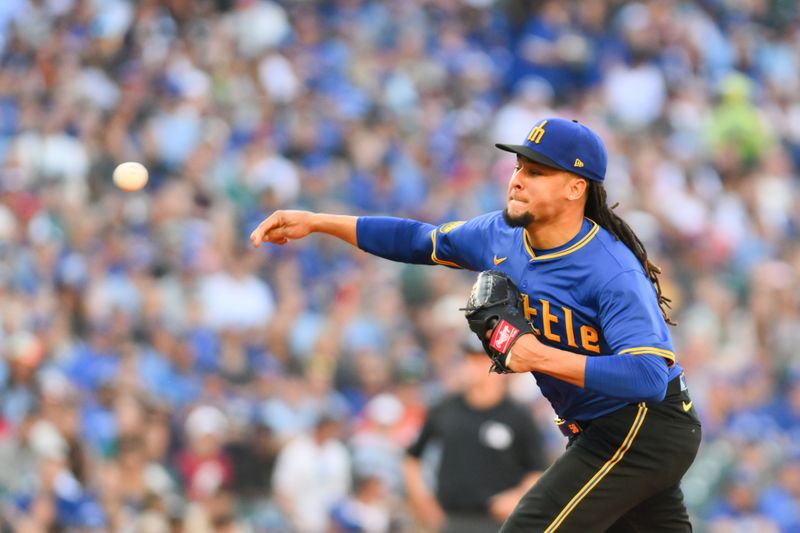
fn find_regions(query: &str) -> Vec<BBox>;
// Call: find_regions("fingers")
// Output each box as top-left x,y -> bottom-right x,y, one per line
249,227 -> 263,248
249,213 -> 281,248
249,220 -> 268,248
249,210 -> 309,248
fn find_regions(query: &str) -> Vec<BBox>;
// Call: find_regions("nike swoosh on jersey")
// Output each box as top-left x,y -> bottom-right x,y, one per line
682,401 -> 693,412
493,255 -> 507,265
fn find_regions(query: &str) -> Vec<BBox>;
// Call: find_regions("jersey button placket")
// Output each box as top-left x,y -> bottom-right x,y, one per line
522,263 -> 534,289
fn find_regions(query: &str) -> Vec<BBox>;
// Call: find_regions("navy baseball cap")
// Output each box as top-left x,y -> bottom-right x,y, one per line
495,118 -> 607,183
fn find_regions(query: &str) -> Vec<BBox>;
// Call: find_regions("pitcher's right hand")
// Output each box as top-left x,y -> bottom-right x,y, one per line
249,210 -> 315,248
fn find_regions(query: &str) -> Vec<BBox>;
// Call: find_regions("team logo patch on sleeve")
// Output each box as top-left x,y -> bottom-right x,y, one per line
489,320 -> 519,353
438,221 -> 465,234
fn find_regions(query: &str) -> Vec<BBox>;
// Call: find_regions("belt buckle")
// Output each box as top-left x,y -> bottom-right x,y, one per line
555,417 -> 582,437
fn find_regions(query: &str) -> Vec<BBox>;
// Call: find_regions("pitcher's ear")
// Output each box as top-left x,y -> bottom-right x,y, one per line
567,176 -> 588,201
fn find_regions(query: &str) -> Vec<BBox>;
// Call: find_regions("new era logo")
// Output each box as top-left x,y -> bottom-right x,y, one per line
574,158 -> 584,168
489,320 -> 519,353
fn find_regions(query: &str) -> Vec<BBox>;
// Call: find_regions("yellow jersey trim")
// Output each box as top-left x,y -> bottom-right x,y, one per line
523,219 -> 600,262
544,403 -> 648,533
430,229 -> 463,269
523,229 -> 536,260
619,346 -> 676,367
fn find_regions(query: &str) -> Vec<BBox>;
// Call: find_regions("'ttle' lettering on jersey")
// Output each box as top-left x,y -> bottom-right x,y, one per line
522,294 -> 601,353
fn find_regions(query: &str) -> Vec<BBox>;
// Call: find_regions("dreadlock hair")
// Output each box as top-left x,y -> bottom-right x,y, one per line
584,180 -> 676,326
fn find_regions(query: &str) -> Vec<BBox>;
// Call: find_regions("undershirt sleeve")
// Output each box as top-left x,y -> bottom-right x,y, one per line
356,216 -> 436,264
584,352 -> 668,402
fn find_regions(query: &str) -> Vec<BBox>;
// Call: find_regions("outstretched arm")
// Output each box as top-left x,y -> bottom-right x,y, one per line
250,210 -> 500,268
250,210 -> 358,248
249,210 -> 439,264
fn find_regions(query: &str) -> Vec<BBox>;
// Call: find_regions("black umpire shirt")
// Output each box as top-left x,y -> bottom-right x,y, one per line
407,394 -> 548,513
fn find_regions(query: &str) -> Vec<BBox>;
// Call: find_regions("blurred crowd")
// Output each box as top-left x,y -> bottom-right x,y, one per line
1,0 -> 800,531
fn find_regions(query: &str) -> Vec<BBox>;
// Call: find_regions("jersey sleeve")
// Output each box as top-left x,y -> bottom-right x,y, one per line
597,269 -> 676,367
355,212 -> 501,270
430,212 -> 502,271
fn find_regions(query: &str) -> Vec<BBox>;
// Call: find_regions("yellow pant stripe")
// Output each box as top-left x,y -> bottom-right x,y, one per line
543,403 -> 648,533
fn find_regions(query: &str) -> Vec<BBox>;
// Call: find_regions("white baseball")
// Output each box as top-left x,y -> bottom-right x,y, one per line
113,162 -> 149,192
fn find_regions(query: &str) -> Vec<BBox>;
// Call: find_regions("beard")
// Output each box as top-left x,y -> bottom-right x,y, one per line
502,208 -> 534,228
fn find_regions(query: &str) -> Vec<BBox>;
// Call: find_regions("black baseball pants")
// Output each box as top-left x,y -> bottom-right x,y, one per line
499,374 -> 702,532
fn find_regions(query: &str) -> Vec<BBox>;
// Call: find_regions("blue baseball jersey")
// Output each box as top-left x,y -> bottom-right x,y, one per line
428,212 -> 682,420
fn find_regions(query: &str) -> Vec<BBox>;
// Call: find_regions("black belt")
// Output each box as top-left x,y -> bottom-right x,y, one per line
555,374 -> 687,437
555,417 -> 590,437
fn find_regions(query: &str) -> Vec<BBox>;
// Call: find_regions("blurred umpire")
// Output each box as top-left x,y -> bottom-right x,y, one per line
403,333 -> 547,533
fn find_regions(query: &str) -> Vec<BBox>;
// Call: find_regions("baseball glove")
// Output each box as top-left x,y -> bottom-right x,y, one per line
463,270 -> 532,373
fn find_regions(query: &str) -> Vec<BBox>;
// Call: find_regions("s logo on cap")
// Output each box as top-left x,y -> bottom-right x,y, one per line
527,120 -> 548,144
